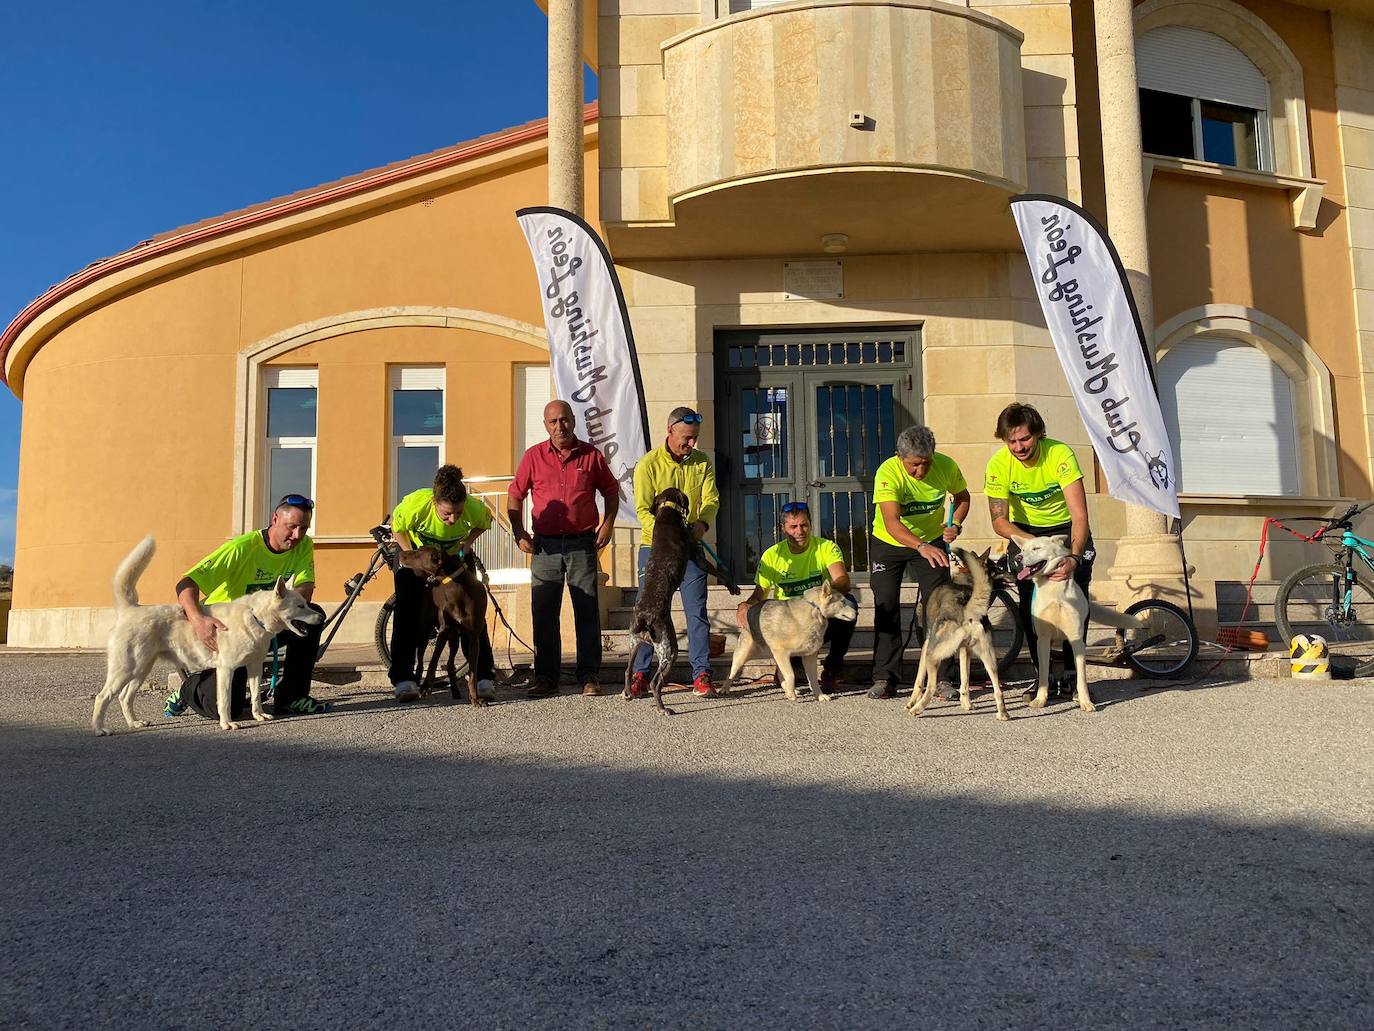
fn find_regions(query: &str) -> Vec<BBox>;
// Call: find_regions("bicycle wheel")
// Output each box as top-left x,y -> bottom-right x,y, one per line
1275,563 -> 1374,675
373,595 -> 465,681
1121,599 -> 1198,678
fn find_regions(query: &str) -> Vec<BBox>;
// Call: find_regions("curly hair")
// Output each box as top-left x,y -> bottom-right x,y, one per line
895,424 -> 936,459
994,402 -> 1046,441
432,464 -> 468,507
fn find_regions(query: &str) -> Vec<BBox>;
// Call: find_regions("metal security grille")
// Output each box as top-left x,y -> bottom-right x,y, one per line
716,328 -> 919,578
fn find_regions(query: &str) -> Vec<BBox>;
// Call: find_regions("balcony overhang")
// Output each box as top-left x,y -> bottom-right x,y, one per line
613,0 -> 1027,259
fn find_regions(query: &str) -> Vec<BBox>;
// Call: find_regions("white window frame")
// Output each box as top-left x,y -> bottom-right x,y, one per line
389,366 -> 446,510
261,367 -> 318,531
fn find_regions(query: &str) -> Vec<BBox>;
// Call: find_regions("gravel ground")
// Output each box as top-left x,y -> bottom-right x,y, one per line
1,653 -> 1370,1030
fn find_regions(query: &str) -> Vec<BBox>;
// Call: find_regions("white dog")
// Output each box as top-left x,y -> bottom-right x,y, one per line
92,536 -> 323,735
1012,534 -> 1142,713
720,581 -> 859,702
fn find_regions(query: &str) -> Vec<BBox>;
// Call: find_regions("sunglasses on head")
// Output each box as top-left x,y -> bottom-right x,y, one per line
669,411 -> 703,427
278,494 -> 315,510
780,501 -> 810,514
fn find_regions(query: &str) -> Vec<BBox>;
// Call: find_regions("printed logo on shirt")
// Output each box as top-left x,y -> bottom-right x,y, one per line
1057,461 -> 1072,477
780,573 -> 825,598
900,498 -> 943,517
1012,484 -> 1063,506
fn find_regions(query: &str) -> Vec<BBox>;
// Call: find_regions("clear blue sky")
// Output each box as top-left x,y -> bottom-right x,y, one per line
0,0 -> 594,565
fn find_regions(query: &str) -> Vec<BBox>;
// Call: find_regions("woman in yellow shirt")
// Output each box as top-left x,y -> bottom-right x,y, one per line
984,402 -> 1093,694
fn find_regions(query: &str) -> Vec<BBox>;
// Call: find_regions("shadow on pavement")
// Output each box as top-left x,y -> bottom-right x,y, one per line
0,717 -> 1368,1030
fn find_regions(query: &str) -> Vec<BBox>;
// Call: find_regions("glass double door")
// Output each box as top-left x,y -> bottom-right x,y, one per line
717,329 -> 919,578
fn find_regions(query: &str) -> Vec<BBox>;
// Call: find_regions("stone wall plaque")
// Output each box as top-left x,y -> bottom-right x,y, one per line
783,260 -> 843,300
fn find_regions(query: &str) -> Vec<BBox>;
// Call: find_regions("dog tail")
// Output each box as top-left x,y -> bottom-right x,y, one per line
113,535 -> 157,610
1088,601 -> 1144,630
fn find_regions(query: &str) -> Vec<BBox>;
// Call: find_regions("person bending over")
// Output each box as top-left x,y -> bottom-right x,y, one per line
388,465 -> 497,703
867,425 -> 971,700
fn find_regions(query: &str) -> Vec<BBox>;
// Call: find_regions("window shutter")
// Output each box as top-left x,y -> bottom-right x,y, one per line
729,1 -> 796,13
1159,338 -> 1300,495
390,366 -> 444,391
1136,26 -> 1269,111
262,367 -> 317,389
518,365 -> 553,454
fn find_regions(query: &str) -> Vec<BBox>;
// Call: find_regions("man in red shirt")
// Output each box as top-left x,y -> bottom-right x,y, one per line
508,399 -> 621,698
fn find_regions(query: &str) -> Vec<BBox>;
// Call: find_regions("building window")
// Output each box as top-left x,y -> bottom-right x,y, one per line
262,367 -> 317,525
1158,337 -> 1300,495
1137,25 -> 1271,171
390,366 -> 445,506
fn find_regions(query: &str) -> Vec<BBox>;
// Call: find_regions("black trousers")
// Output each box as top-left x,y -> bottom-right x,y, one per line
1008,522 -> 1095,674
869,536 -> 953,686
388,566 -> 495,686
530,532 -> 602,682
178,601 -> 324,717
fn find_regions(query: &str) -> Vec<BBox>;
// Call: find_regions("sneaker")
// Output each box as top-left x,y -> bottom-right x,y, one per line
284,696 -> 331,716
394,680 -> 420,703
692,671 -> 717,698
476,679 -> 497,701
163,692 -> 188,718
626,672 -> 650,699
580,678 -> 602,697
934,680 -> 958,702
526,675 -> 559,699
868,680 -> 895,699
819,672 -> 842,696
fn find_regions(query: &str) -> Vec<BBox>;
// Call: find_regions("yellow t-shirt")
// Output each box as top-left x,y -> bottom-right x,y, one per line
390,489 -> 492,554
870,453 -> 968,547
983,438 -> 1083,527
755,536 -> 845,599
184,530 -> 315,605
632,445 -> 721,547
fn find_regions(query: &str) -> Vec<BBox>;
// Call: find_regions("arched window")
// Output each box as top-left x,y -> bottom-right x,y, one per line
1158,337 -> 1300,494
1137,25 -> 1271,171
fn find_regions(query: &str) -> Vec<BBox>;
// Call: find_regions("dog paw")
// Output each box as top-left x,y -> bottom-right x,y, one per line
131,720 -> 149,729
659,706 -> 676,716
254,712 -> 273,722
960,699 -> 973,713
221,721 -> 239,732
817,692 -> 832,703
1078,700 -> 1098,713
996,711 -> 1010,722
95,728 -> 111,737
1027,697 -> 1048,710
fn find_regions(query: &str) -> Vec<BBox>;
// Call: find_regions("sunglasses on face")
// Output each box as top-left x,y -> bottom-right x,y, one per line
278,494 -> 315,510
780,501 -> 810,514
669,412 -> 703,428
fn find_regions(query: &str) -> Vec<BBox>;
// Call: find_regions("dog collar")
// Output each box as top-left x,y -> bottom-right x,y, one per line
802,599 -> 825,618
247,612 -> 269,634
438,575 -> 454,585
659,500 -> 688,517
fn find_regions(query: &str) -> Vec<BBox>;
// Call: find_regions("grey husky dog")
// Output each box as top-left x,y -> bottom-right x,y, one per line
720,580 -> 859,702
92,536 -> 323,735
906,546 -> 1012,721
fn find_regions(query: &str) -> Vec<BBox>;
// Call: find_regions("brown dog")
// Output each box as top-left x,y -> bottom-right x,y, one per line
396,546 -> 491,707
624,487 -> 739,715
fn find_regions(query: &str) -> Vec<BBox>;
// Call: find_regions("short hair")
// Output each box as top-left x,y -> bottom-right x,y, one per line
995,402 -> 1046,441
433,464 -> 468,507
667,406 -> 699,428
896,424 -> 936,459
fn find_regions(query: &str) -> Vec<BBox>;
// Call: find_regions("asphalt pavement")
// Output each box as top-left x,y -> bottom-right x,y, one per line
1,653 -> 1370,1030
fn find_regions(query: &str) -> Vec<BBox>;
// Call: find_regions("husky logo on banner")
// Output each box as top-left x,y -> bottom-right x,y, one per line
516,206 -> 650,525
1010,195 -> 1181,520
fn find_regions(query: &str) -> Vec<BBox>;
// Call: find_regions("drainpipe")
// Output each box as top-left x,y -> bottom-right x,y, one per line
547,0 -> 585,216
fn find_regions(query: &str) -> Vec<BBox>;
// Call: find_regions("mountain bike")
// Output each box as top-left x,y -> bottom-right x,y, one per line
1273,500 -> 1374,676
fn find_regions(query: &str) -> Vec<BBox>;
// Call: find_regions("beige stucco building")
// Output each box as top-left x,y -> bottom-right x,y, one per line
6,0 -> 1374,652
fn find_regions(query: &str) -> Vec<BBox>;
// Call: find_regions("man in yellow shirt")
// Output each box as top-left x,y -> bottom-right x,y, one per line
166,494 -> 328,720
868,425 -> 971,699
628,406 -> 722,698
985,401 -> 1094,695
388,464 -> 497,703
735,503 -> 855,694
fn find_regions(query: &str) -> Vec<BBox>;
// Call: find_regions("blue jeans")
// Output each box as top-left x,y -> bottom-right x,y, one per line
632,546 -> 711,678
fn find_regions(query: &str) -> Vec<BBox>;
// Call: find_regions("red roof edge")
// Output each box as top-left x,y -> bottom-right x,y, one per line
1,101 -> 599,389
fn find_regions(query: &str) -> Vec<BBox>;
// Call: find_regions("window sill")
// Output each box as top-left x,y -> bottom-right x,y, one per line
1179,493 -> 1351,509
1144,155 -> 1325,230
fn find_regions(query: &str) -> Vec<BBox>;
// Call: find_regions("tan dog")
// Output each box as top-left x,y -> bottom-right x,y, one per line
92,536 -> 322,735
720,581 -> 858,703
1011,534 -> 1143,713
